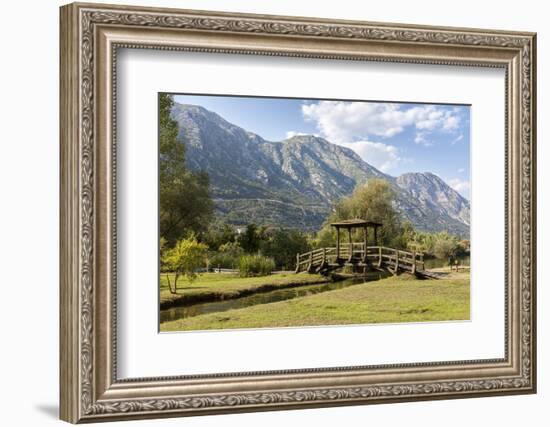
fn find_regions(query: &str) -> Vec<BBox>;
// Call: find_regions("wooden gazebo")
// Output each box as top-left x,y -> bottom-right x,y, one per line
330,219 -> 382,261
295,218 -> 429,277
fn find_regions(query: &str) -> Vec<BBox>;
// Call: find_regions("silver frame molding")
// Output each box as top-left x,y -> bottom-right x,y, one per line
60,2 -> 537,423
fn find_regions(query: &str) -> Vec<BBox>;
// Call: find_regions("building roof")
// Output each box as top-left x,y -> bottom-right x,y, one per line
330,219 -> 383,228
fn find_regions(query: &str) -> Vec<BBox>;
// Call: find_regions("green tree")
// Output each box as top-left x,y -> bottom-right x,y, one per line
261,228 -> 311,270
203,222 -> 237,251
238,224 -> 263,253
162,237 -> 209,294
432,232 -> 460,259
159,93 -> 214,244
322,179 -> 401,246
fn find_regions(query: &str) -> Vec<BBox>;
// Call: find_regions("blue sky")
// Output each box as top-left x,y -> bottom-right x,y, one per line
173,94 -> 471,199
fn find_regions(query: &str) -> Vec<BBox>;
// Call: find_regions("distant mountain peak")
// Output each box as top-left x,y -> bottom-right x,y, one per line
170,102 -> 470,237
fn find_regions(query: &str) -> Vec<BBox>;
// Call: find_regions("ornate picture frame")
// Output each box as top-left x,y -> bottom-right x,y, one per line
60,2 -> 536,423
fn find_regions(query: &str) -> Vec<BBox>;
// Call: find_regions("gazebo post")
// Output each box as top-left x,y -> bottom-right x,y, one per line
336,227 -> 340,259
363,225 -> 368,264
347,228 -> 353,261
330,219 -> 383,266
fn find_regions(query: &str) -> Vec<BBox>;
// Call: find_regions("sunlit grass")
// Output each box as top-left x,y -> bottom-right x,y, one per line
160,272 -> 328,307
160,271 -> 470,331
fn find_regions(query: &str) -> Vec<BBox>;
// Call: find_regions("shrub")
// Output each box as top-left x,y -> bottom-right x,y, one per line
238,254 -> 275,277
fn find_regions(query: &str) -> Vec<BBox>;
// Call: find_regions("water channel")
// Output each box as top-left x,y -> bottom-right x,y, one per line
160,272 -> 389,323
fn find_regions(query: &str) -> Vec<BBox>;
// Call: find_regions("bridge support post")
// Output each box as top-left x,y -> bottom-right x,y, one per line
347,228 -> 353,262
412,250 -> 416,274
378,247 -> 382,267
393,249 -> 399,274
363,227 -> 368,261
295,253 -> 300,273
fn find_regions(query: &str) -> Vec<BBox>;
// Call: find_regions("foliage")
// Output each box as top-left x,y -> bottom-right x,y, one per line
260,228 -> 312,270
317,179 -> 401,246
238,254 -> 275,277
432,234 -> 457,259
237,224 -> 266,253
208,241 -> 244,270
162,237 -> 209,293
208,252 -> 239,270
159,93 -> 214,244
203,222 -> 237,251
159,236 -> 168,273
404,228 -> 468,259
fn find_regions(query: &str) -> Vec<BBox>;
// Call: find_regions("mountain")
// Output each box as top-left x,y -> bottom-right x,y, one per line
171,103 -> 470,237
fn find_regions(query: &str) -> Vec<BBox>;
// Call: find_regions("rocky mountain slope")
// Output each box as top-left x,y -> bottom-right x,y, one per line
171,103 -> 470,237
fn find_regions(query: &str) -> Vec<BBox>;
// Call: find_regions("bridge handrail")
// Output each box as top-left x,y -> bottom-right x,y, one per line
297,246 -> 423,260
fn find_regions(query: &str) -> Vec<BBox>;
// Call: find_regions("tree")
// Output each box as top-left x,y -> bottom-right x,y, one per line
260,228 -> 311,270
238,224 -> 263,253
203,222 -> 237,251
159,93 -> 214,244
432,232 -> 460,259
162,237 -> 209,294
322,179 -> 401,246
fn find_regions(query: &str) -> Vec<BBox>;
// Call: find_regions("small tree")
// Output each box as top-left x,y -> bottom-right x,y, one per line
162,237 -> 209,294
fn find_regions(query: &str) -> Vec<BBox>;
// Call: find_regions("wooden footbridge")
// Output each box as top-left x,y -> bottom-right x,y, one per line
295,219 -> 437,279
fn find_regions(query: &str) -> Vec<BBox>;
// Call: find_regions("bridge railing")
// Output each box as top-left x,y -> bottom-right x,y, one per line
376,247 -> 425,272
295,244 -> 425,273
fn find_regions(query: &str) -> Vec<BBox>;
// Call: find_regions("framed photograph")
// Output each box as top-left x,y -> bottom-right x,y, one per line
60,2 -> 537,423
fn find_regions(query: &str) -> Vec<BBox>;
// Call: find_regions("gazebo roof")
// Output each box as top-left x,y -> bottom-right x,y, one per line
330,219 -> 383,229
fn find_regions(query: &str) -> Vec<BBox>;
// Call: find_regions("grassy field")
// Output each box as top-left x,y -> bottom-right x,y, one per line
160,271 -> 470,331
160,272 -> 329,308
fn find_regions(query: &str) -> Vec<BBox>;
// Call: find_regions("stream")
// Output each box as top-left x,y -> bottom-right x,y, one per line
160,272 -> 388,323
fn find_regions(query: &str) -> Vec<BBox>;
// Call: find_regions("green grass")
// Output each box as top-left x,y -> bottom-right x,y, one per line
160,272 -> 470,331
160,272 -> 329,308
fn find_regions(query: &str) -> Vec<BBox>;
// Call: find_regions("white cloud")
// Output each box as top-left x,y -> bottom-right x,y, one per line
458,167 -> 465,173
301,101 -> 461,144
443,114 -> 460,130
414,132 -> 434,147
448,178 -> 470,199
340,140 -> 401,173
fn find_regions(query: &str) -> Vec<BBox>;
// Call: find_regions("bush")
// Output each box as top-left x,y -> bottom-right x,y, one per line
238,254 -> 275,277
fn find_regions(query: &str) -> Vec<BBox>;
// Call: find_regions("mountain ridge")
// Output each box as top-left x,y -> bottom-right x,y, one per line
171,102 -> 470,237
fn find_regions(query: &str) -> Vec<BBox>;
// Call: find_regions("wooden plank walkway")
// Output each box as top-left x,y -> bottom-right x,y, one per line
295,243 -> 437,279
